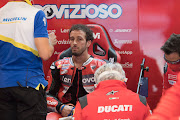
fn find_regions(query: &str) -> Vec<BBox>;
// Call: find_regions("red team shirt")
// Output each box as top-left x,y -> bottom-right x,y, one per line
74,80 -> 150,120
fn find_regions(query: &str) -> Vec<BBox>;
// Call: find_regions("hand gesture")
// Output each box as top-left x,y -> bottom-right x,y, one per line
48,32 -> 57,46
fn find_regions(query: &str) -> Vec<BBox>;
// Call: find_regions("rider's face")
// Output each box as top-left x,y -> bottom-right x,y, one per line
70,30 -> 91,56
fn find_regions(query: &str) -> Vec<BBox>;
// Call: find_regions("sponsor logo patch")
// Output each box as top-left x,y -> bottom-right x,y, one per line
98,105 -> 133,113
106,90 -> 119,96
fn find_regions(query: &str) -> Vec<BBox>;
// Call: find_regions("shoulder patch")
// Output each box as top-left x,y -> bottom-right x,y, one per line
55,60 -> 63,69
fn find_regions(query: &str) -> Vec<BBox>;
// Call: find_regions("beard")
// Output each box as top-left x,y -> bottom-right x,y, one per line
71,46 -> 87,57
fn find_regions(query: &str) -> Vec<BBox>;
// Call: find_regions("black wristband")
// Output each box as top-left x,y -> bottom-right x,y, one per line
56,102 -> 63,113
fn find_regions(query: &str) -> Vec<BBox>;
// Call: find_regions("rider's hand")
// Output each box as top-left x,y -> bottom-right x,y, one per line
59,104 -> 75,117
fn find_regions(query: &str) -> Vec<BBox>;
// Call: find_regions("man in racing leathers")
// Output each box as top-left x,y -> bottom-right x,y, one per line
46,24 -> 106,117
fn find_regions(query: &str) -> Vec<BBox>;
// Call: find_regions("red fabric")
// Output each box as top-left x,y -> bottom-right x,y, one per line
163,66 -> 179,94
146,73 -> 180,120
46,112 -> 62,120
74,80 -> 150,120
46,69 -> 53,91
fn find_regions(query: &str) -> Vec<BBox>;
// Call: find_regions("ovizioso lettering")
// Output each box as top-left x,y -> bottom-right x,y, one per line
34,4 -> 122,19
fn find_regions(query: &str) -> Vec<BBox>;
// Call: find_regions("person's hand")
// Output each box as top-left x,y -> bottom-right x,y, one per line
60,104 -> 75,117
48,32 -> 57,46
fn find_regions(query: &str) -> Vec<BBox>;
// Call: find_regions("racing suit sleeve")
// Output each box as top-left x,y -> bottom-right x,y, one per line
49,61 -> 61,95
47,61 -> 63,113
146,73 -> 180,120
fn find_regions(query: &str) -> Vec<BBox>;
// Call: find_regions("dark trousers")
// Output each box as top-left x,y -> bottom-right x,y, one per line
0,85 -> 47,120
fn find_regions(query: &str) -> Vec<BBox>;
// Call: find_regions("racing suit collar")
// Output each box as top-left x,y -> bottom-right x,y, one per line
96,80 -> 127,90
70,56 -> 93,66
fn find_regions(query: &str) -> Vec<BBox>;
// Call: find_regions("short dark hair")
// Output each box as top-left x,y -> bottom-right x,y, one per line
161,33 -> 180,56
69,24 -> 94,42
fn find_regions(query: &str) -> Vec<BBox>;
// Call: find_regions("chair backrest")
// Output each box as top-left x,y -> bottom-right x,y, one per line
87,24 -> 121,63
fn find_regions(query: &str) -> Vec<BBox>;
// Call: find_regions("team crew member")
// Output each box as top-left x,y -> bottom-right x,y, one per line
73,63 -> 150,120
146,34 -> 180,120
161,33 -> 180,93
47,24 -> 106,117
0,0 -> 57,120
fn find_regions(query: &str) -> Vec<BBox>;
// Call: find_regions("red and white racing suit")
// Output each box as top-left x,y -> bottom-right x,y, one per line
47,56 -> 106,113
74,80 -> 151,120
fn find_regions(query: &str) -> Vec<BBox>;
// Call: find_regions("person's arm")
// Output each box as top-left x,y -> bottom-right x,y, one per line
48,61 -> 61,96
35,37 -> 55,61
34,10 -> 57,61
48,60 -> 76,117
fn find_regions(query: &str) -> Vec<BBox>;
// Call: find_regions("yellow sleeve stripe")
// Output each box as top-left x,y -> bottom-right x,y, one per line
0,34 -> 39,57
35,83 -> 45,90
0,21 -> 21,24
9,1 -> 32,6
24,0 -> 32,6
